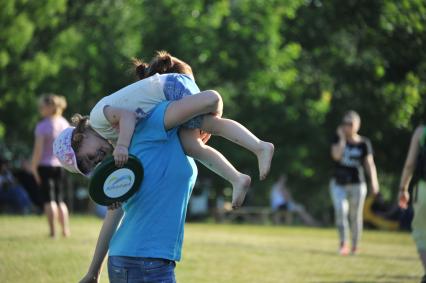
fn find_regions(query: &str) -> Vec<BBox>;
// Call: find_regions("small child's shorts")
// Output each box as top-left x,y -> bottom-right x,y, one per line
163,74 -> 204,129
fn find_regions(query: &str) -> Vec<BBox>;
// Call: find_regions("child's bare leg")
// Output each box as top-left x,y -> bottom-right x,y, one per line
179,128 -> 251,208
201,115 -> 274,180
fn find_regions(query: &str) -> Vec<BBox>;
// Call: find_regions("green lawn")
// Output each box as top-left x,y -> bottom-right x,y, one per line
0,215 -> 422,283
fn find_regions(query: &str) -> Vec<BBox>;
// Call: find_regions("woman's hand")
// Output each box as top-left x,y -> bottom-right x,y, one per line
336,126 -> 345,140
113,145 -> 128,167
79,273 -> 99,283
398,190 -> 410,209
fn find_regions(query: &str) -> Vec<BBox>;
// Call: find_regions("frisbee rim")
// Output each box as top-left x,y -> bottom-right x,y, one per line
88,154 -> 143,206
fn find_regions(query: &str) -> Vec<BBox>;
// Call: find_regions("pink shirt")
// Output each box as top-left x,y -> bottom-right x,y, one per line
35,116 -> 70,167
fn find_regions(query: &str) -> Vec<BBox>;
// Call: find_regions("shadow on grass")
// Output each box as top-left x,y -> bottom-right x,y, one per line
315,282 -> 398,283
376,274 -> 420,280
314,274 -> 420,283
304,247 -> 418,261
315,282 -> 378,283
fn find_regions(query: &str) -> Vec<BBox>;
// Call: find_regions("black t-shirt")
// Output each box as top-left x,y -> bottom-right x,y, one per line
332,135 -> 373,185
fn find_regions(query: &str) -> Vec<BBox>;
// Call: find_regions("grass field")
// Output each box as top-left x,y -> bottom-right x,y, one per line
0,215 -> 423,283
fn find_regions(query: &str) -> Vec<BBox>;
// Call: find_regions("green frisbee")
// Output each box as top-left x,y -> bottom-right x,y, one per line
88,154 -> 144,206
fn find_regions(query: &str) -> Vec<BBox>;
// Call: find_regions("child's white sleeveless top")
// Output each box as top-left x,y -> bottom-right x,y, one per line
90,73 -> 167,142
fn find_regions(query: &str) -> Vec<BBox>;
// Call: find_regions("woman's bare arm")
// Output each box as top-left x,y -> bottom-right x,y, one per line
331,127 -> 346,161
79,208 -> 124,283
31,135 -> 43,184
164,90 -> 222,130
399,126 -> 423,191
364,154 -> 380,195
398,126 -> 423,208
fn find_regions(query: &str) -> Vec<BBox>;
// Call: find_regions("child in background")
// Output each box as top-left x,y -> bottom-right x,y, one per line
87,51 -> 274,208
31,94 -> 70,237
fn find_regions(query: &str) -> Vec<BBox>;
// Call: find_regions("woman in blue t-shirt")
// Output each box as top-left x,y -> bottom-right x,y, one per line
83,101 -> 198,283
54,86 -> 222,282
330,110 -> 380,256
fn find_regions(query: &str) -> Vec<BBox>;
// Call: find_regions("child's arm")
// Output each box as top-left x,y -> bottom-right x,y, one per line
103,106 -> 137,167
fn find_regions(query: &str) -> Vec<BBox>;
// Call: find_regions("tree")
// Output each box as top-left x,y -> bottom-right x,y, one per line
1,0 -> 425,220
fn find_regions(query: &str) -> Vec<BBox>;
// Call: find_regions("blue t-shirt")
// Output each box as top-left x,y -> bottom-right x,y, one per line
108,102 -> 198,261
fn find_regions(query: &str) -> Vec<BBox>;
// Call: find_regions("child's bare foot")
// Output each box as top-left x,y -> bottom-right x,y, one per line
231,174 -> 251,209
257,142 -> 274,180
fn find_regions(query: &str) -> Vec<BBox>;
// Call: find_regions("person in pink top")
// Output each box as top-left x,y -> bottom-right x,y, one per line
31,94 -> 70,238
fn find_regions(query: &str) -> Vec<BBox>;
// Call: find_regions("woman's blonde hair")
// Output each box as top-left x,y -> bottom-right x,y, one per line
39,94 -> 67,115
343,110 -> 361,124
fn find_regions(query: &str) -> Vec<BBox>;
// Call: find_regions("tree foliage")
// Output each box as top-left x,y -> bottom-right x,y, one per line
1,0 -> 425,218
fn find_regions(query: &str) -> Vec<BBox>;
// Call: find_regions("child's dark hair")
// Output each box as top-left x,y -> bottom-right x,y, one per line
71,114 -> 100,174
70,114 -> 93,153
132,51 -> 193,80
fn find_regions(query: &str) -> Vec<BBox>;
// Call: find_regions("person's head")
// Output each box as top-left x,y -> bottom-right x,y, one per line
132,51 -> 193,80
53,114 -> 113,176
38,94 -> 67,117
341,110 -> 361,137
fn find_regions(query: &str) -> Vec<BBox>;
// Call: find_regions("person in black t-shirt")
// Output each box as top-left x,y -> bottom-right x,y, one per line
330,110 -> 380,255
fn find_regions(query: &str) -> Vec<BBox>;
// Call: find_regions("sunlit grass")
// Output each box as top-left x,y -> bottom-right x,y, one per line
0,215 -> 422,283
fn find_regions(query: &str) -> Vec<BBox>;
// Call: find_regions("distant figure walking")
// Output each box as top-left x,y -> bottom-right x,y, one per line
398,125 -> 426,283
330,110 -> 380,255
270,174 -> 318,226
31,94 -> 70,238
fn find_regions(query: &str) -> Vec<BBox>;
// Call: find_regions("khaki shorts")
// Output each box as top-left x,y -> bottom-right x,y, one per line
413,181 -> 426,251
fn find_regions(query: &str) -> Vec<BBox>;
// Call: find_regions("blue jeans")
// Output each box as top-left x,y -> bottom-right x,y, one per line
108,256 -> 176,283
